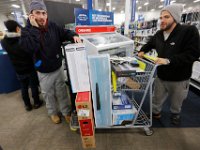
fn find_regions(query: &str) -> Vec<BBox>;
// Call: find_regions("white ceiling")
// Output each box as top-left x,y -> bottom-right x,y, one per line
0,0 -> 199,17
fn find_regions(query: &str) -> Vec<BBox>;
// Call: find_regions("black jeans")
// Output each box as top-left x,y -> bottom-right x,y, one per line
16,71 -> 40,106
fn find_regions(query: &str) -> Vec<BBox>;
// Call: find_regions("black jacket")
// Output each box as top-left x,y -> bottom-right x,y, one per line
20,20 -> 78,73
1,33 -> 35,75
140,24 -> 200,81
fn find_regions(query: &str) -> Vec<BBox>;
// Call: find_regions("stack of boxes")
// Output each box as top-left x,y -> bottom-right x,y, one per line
75,92 -> 96,149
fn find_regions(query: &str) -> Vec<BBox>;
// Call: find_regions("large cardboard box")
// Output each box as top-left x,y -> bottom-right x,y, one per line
79,119 -> 95,149
76,92 -> 93,120
64,43 -> 90,93
76,92 -> 96,149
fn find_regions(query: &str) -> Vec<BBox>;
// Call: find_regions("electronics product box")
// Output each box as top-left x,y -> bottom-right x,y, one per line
64,43 -> 90,93
76,92 -> 93,120
79,119 -> 95,149
112,93 -> 133,110
75,92 -> 96,149
112,107 -> 137,125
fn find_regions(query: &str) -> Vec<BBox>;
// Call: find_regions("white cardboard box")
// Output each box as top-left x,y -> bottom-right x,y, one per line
64,43 -> 90,93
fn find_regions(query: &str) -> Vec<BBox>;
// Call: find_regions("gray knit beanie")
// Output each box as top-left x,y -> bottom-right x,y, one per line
29,0 -> 47,13
161,4 -> 183,23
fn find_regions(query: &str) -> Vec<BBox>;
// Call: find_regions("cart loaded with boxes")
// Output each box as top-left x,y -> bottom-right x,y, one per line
63,42 -> 157,148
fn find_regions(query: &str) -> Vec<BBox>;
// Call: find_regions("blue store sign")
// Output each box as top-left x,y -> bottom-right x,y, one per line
131,0 -> 136,22
164,0 -> 171,6
75,8 -> 114,25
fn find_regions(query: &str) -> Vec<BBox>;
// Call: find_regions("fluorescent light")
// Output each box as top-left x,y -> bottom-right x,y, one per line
121,10 -> 124,13
158,5 -> 163,8
98,9 -> 102,11
160,0 -> 164,2
11,4 -> 20,8
170,0 -> 176,3
193,0 -> 200,2
138,6 -> 142,10
151,9 -> 155,11
112,7 -> 116,10
106,2 -> 110,6
144,2 -> 149,6
11,12 -> 15,15
76,0 -> 80,1
136,0 -> 138,3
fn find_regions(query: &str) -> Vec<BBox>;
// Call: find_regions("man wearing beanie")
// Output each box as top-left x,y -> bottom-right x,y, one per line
20,0 -> 82,129
1,20 -> 43,111
138,4 -> 200,125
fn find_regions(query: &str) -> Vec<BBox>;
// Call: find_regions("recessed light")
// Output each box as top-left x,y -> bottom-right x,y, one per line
138,6 -> 142,10
158,5 -> 163,8
106,3 -> 110,6
112,7 -> 116,10
144,2 -> 149,6
193,0 -> 200,3
11,4 -> 20,8
151,9 -> 155,11
170,0 -> 176,4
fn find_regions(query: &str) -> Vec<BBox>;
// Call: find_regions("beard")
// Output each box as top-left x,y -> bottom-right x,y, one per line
36,19 -> 47,28
160,21 -> 175,31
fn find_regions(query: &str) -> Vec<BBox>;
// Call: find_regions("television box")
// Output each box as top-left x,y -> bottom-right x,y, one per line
76,92 -> 93,120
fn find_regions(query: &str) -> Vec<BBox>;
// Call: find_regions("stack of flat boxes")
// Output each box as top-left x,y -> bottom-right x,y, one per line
75,92 -> 96,149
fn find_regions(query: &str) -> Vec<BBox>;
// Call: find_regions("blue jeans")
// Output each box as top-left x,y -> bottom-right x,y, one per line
16,71 -> 40,106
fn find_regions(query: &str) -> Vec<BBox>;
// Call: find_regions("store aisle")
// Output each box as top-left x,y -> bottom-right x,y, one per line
0,90 -> 200,150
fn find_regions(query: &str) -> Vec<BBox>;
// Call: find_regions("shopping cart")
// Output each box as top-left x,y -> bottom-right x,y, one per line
110,56 -> 157,136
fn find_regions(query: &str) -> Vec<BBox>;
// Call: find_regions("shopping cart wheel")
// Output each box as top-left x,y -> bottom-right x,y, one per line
144,127 -> 154,136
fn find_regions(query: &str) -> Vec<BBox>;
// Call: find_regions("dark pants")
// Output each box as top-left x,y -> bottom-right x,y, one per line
16,71 -> 40,106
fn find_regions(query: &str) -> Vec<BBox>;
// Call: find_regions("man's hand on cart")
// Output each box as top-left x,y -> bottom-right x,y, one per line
73,36 -> 82,43
154,57 -> 170,65
138,51 -> 145,58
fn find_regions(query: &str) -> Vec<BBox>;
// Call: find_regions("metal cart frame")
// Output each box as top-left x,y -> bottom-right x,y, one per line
106,56 -> 157,136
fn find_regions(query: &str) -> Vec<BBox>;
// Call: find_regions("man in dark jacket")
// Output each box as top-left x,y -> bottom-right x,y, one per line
1,20 -> 43,111
138,4 -> 200,125
20,0 -> 81,126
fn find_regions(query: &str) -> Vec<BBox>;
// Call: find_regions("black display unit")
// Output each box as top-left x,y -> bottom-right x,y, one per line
45,1 -> 82,27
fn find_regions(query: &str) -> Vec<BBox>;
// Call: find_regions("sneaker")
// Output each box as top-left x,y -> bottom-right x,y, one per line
70,113 -> 79,131
25,105 -> 32,111
51,115 -> 61,124
171,114 -> 181,125
153,113 -> 161,119
33,100 -> 43,109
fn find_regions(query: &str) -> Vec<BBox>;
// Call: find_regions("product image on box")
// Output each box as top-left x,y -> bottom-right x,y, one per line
112,106 -> 137,125
112,92 -> 133,110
